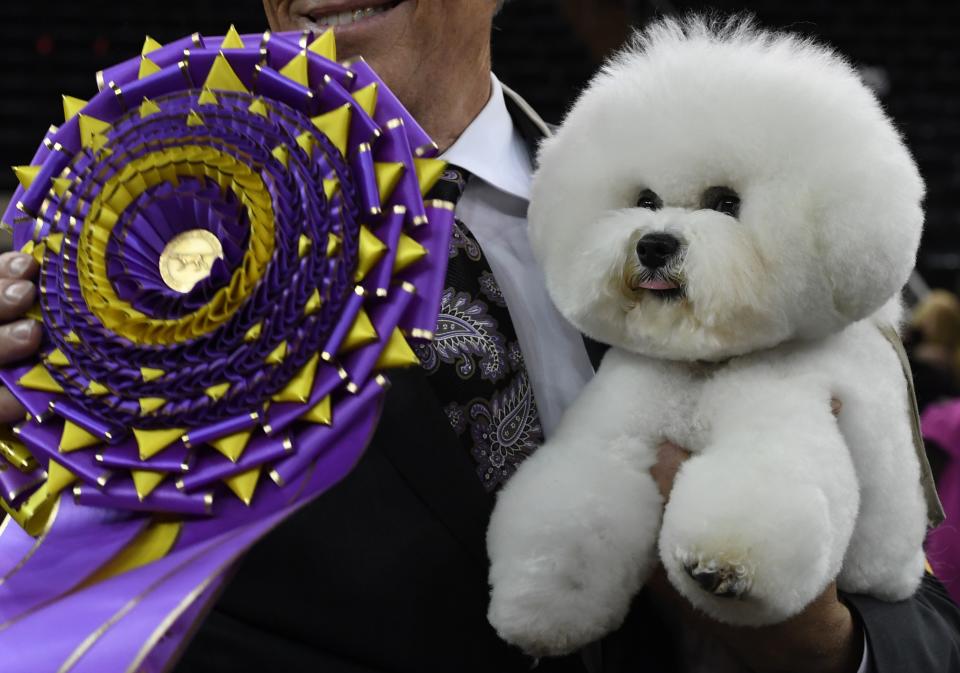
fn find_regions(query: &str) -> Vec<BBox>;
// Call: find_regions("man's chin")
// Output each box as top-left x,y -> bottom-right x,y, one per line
288,0 -> 415,61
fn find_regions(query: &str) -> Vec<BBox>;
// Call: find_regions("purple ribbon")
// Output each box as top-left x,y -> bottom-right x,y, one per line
0,27 -> 452,672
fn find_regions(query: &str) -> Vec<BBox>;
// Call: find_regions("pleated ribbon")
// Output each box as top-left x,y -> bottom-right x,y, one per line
0,26 -> 453,672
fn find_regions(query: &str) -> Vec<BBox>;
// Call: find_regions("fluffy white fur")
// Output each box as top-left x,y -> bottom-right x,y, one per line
486,16 -> 928,656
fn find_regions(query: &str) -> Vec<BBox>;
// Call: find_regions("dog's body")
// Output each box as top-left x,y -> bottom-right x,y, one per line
487,17 -> 928,655
488,302 -> 926,653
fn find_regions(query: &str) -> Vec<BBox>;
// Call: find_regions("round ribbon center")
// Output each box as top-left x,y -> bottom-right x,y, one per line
159,229 -> 226,293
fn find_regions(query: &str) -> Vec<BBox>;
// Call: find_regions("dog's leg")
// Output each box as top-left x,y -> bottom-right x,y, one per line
832,325 -> 927,600
658,375 -> 860,626
486,351 -> 667,656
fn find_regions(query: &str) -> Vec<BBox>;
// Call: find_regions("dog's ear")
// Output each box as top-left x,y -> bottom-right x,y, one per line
817,158 -> 924,325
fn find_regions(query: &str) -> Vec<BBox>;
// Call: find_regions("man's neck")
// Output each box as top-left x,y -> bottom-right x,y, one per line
405,46 -> 493,153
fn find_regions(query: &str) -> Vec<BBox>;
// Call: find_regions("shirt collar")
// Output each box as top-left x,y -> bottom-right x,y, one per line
440,74 -> 533,201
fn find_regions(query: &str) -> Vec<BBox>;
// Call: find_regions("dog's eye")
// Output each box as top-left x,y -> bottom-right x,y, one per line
636,189 -> 662,211
702,186 -> 740,218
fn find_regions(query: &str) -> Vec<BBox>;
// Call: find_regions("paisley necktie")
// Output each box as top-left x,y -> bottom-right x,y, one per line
416,166 -> 544,492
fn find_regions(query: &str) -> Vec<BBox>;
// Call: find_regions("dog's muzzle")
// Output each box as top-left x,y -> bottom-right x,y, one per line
628,232 -> 685,298
636,232 -> 680,269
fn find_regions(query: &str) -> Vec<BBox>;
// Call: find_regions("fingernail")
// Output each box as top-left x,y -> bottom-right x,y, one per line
8,255 -> 32,277
3,281 -> 33,303
10,320 -> 36,342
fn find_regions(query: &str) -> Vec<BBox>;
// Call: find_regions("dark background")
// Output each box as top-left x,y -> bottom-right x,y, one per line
1,0 -> 957,288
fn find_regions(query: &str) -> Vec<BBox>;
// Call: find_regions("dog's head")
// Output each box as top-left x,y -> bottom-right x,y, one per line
529,17 -> 924,361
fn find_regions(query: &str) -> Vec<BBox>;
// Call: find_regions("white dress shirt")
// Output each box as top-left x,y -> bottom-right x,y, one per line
441,75 -> 596,439
441,73 -> 870,673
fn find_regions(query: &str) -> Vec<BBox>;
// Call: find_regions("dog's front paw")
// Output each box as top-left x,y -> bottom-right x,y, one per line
488,558 -> 629,657
660,477 -> 838,625
663,532 -> 832,626
679,550 -> 754,599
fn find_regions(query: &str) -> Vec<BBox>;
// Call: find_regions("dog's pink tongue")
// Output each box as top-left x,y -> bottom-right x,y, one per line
639,278 -> 678,290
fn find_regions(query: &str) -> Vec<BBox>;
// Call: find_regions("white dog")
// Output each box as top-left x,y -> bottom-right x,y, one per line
487,16 -> 929,655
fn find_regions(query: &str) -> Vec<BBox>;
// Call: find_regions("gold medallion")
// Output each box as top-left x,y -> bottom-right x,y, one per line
159,229 -> 225,293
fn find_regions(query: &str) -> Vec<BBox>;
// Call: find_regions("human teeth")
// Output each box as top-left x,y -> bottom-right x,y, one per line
314,5 -> 391,27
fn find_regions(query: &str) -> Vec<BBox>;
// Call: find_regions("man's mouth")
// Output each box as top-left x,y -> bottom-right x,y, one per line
307,0 -> 405,27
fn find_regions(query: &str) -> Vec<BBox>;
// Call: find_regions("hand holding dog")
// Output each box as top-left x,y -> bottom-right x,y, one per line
649,421 -> 864,673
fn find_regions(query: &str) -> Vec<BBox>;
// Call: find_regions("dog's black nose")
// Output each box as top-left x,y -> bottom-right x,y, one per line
636,233 -> 680,269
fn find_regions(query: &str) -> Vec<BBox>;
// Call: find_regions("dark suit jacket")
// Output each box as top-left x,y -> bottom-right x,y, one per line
174,87 -> 960,673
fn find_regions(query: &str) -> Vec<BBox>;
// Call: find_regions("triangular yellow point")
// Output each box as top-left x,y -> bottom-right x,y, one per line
45,349 -> 70,367
133,428 -> 186,460
376,328 -> 421,369
307,30 -> 336,61
18,364 -> 63,394
197,88 -> 219,106
47,459 -> 77,497
301,396 -> 332,425
205,382 -> 231,400
142,35 -> 163,55
62,95 -> 87,122
244,323 -> 262,342
141,367 -> 165,382
323,178 -> 340,200
139,397 -> 167,415
211,429 -> 253,462
29,243 -> 46,266
138,57 -> 162,80
248,98 -> 270,117
64,331 -> 81,344
414,158 -> 447,195
51,178 -> 72,197
186,110 -> 204,127
271,144 -> 290,168
13,165 -> 41,191
295,131 -> 313,158
203,53 -> 249,93
60,420 -> 102,453
20,241 -> 34,256
85,380 -> 109,396
131,470 -> 165,500
298,235 -> 312,258
355,226 -> 388,282
78,114 -> 112,151
327,234 -> 341,257
311,104 -> 351,156
375,162 -> 405,203
304,288 -> 322,316
340,309 -> 378,353
279,52 -> 310,88
352,83 -> 378,117
271,353 -> 320,404
266,341 -> 288,365
45,233 -> 64,254
394,234 -> 428,272
139,97 -> 162,119
224,467 -> 261,506
220,25 -> 246,50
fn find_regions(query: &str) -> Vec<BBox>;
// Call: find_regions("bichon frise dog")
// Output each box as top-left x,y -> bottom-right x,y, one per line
486,16 -> 930,655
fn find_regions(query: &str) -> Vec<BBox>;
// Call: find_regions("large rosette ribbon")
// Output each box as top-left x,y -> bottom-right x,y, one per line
0,27 -> 453,672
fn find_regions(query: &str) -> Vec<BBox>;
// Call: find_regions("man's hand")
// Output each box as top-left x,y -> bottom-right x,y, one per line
0,252 -> 42,424
648,398 -> 863,673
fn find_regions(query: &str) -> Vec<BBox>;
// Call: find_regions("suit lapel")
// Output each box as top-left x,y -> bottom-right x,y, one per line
377,367 -> 494,566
